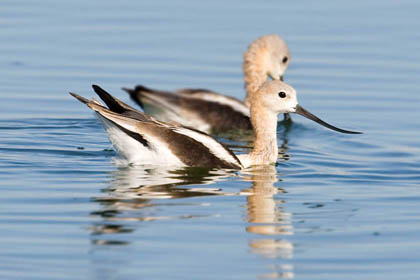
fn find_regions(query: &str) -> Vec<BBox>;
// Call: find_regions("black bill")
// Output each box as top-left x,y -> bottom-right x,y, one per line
294,104 -> 362,134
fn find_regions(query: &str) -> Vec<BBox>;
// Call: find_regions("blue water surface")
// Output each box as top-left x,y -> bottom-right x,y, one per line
1,1 -> 420,279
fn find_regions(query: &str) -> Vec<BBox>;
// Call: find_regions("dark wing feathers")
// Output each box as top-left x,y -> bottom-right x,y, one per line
122,85 -> 252,132
90,85 -> 152,122
69,92 -> 90,104
175,88 -> 216,95
123,85 -> 181,110
70,85 -> 242,169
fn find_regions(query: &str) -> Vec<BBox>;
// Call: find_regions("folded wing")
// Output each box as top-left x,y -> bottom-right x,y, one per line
123,85 -> 252,133
70,86 -> 243,169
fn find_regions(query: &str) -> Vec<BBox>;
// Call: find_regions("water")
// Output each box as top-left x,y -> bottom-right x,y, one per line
1,0 -> 420,279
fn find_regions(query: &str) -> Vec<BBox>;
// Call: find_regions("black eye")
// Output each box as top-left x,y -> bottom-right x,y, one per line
278,91 -> 286,98
282,56 -> 288,63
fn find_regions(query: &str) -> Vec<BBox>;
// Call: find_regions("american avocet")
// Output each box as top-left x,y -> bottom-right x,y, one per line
70,81 -> 360,169
123,34 -> 291,134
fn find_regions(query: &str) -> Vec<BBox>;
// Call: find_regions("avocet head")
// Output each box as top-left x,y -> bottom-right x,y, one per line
244,34 -> 290,81
264,35 -> 290,80
252,80 -> 298,114
254,80 -> 362,134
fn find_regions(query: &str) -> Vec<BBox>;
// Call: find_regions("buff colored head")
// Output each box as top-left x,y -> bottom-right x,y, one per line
244,34 -> 290,81
251,80 -> 297,115
252,80 -> 362,134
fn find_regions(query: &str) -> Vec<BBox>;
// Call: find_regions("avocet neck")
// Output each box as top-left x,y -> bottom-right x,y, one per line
249,108 -> 279,165
243,48 -> 268,108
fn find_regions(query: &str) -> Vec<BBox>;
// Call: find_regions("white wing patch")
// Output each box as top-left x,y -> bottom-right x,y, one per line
236,154 -> 251,169
173,127 -> 241,167
96,114 -> 186,167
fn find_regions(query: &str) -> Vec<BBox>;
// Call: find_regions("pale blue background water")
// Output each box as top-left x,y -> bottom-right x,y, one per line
1,1 -> 420,279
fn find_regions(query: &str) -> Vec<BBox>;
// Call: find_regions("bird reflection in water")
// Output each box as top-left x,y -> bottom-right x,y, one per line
241,127 -> 294,279
241,165 -> 294,279
89,125 -> 294,278
89,166 -> 236,245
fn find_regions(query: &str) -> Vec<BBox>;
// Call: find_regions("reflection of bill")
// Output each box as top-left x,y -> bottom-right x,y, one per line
242,165 -> 294,278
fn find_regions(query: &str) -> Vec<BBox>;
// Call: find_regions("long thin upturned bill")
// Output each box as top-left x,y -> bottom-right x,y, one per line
294,105 -> 362,134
